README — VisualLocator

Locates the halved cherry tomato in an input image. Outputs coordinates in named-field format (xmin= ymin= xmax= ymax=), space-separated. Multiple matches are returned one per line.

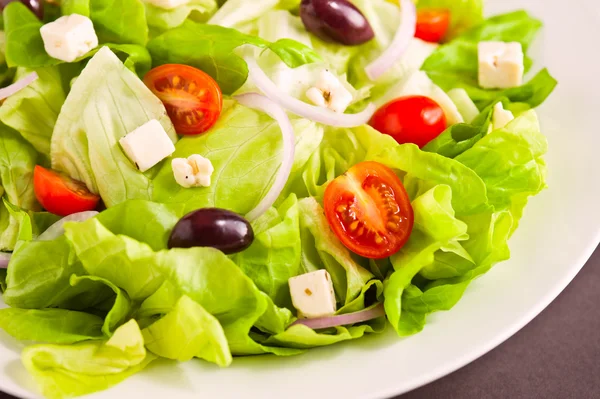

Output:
xmin=33 ymin=166 xmax=100 ymax=217
xmin=369 ymin=95 xmax=447 ymax=148
xmin=415 ymin=9 xmax=450 ymax=43
xmin=324 ymin=161 xmax=414 ymax=259
xmin=144 ymin=64 xmax=223 ymax=135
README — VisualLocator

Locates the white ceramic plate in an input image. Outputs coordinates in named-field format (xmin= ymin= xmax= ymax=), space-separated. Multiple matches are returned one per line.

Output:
xmin=2 ymin=0 xmax=600 ymax=398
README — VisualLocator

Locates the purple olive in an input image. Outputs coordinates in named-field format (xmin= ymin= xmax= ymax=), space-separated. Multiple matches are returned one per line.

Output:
xmin=168 ymin=208 xmax=254 ymax=255
xmin=0 ymin=0 xmax=43 ymax=19
xmin=300 ymin=0 xmax=375 ymax=46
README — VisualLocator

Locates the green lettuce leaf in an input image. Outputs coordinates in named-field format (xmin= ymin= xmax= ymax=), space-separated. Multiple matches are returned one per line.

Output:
xmin=207 ymin=0 xmax=299 ymax=32
xmin=0 ymin=66 xmax=66 ymax=157
xmin=51 ymin=47 xmax=177 ymax=208
xmin=22 ymin=319 xmax=155 ymax=399
xmin=0 ymin=308 xmax=104 ymax=344
xmin=297 ymin=197 xmax=374 ymax=305
xmin=4 ymin=1 xmax=150 ymax=71
xmin=3 ymin=2 xmax=60 ymax=68
xmin=233 ymin=194 xmax=303 ymax=309
xmin=0 ymin=124 xmax=40 ymax=250
xmin=383 ymin=185 xmax=470 ymax=334
xmin=142 ymin=295 xmax=232 ymax=366
xmin=147 ymin=22 xmax=321 ymax=94
xmin=422 ymin=98 xmax=499 ymax=158
xmin=153 ymin=103 xmax=321 ymax=216
xmin=70 ymin=275 xmax=132 ymax=336
xmin=2 ymin=236 xmax=112 ymax=310
xmin=145 ymin=0 xmax=218 ymax=32
xmin=421 ymin=11 xmax=557 ymax=109
xmin=456 ymin=110 xmax=547 ymax=218
xmin=61 ymin=0 xmax=148 ymax=45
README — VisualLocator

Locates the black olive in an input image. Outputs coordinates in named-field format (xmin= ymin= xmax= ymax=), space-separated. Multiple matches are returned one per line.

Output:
xmin=168 ymin=208 xmax=254 ymax=255
xmin=300 ymin=0 xmax=375 ymax=46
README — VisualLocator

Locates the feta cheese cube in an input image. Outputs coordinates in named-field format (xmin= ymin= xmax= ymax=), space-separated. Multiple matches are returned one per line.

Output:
xmin=478 ymin=41 xmax=524 ymax=89
xmin=289 ymin=270 xmax=337 ymax=319
xmin=172 ymin=154 xmax=214 ymax=188
xmin=143 ymin=0 xmax=191 ymax=10
xmin=40 ymin=14 xmax=98 ymax=63
xmin=306 ymin=69 xmax=353 ymax=113
xmin=491 ymin=102 xmax=515 ymax=130
xmin=119 ymin=120 xmax=175 ymax=172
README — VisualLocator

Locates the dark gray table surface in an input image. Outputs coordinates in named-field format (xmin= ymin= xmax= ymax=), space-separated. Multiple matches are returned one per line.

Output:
xmin=1 ymin=245 xmax=599 ymax=399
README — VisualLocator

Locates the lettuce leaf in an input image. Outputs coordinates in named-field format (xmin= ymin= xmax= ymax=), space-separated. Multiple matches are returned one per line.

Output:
xmin=153 ymin=103 xmax=322 ymax=215
xmin=145 ymin=0 xmax=218 ymax=32
xmin=147 ymin=22 xmax=321 ymax=94
xmin=0 ymin=66 xmax=66 ymax=157
xmin=22 ymin=320 xmax=155 ymax=399
xmin=421 ymin=11 xmax=557 ymax=109
xmin=141 ymin=295 xmax=231 ymax=366
xmin=4 ymin=1 xmax=150 ymax=72
xmin=0 ymin=308 xmax=104 ymax=344
xmin=233 ymin=194 xmax=303 ymax=309
xmin=51 ymin=47 xmax=177 ymax=207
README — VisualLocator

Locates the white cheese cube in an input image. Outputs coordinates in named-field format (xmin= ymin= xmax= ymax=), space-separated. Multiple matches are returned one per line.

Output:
xmin=40 ymin=14 xmax=98 ymax=63
xmin=119 ymin=120 xmax=175 ymax=172
xmin=491 ymin=102 xmax=515 ymax=130
xmin=172 ymin=154 xmax=214 ymax=188
xmin=478 ymin=41 xmax=524 ymax=89
xmin=289 ymin=270 xmax=337 ymax=319
xmin=143 ymin=0 xmax=191 ymax=10
xmin=306 ymin=69 xmax=354 ymax=113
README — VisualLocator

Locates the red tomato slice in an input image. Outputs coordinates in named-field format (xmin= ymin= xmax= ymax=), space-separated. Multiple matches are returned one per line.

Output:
xmin=415 ymin=9 xmax=451 ymax=43
xmin=369 ymin=95 xmax=447 ymax=148
xmin=144 ymin=64 xmax=223 ymax=135
xmin=33 ymin=166 xmax=100 ymax=217
xmin=323 ymin=161 xmax=414 ymax=259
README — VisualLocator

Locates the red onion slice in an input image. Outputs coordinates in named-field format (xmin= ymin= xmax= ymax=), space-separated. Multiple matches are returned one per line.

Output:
xmin=291 ymin=303 xmax=385 ymax=330
xmin=37 ymin=211 xmax=99 ymax=241
xmin=0 ymin=72 xmax=39 ymax=102
xmin=244 ymin=56 xmax=376 ymax=128
xmin=234 ymin=93 xmax=296 ymax=222
xmin=0 ymin=253 xmax=10 ymax=269
xmin=365 ymin=0 xmax=417 ymax=81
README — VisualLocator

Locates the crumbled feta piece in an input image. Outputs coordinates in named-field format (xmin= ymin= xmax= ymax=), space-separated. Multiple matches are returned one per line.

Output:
xmin=119 ymin=120 xmax=175 ymax=172
xmin=289 ymin=270 xmax=337 ymax=319
xmin=492 ymin=102 xmax=515 ymax=130
xmin=306 ymin=69 xmax=353 ymax=113
xmin=40 ymin=14 xmax=98 ymax=63
xmin=143 ymin=0 xmax=191 ymax=10
xmin=172 ymin=154 xmax=214 ymax=188
xmin=478 ymin=41 xmax=524 ymax=89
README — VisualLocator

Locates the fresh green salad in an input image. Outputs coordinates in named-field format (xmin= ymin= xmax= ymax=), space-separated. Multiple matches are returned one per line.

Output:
xmin=0 ymin=0 xmax=556 ymax=398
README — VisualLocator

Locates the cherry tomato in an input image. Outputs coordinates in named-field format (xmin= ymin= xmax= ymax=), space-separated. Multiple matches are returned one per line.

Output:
xmin=369 ymin=95 xmax=447 ymax=148
xmin=144 ymin=64 xmax=223 ymax=136
xmin=324 ymin=161 xmax=414 ymax=259
xmin=415 ymin=9 xmax=450 ymax=43
xmin=33 ymin=166 xmax=100 ymax=217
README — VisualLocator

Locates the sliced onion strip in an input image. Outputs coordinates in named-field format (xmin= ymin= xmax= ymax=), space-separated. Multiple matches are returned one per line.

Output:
xmin=37 ymin=211 xmax=99 ymax=242
xmin=244 ymin=56 xmax=376 ymax=128
xmin=365 ymin=0 xmax=417 ymax=81
xmin=291 ymin=303 xmax=386 ymax=330
xmin=0 ymin=252 xmax=10 ymax=269
xmin=0 ymin=72 xmax=39 ymax=102
xmin=234 ymin=93 xmax=295 ymax=222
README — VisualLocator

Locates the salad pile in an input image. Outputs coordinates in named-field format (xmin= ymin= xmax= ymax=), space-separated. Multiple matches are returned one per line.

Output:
xmin=0 ymin=0 xmax=556 ymax=398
